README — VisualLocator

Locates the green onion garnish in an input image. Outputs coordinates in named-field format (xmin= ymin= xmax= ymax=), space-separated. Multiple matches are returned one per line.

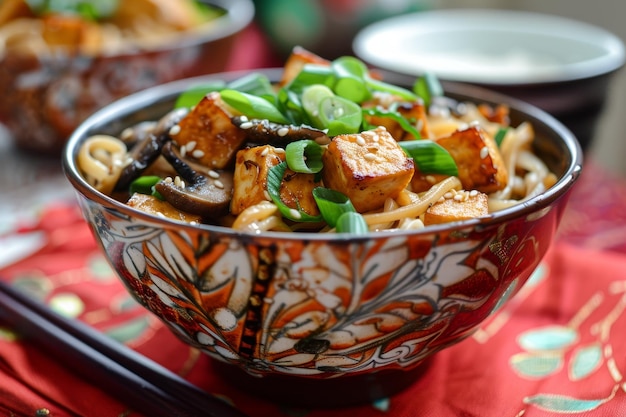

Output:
xmin=331 ymin=56 xmax=371 ymax=103
xmin=312 ymin=187 xmax=357 ymax=228
xmin=318 ymin=96 xmax=362 ymax=136
xmin=362 ymin=108 xmax=422 ymax=139
xmin=301 ymin=84 xmax=335 ymax=129
xmin=285 ymin=140 xmax=324 ymax=174
xmin=365 ymin=77 xmax=418 ymax=101
xmin=267 ymin=162 xmax=323 ymax=223
xmin=26 ymin=0 xmax=119 ymax=20
xmin=399 ymin=140 xmax=458 ymax=176
xmin=335 ymin=212 xmax=369 ymax=234
xmin=220 ymin=89 xmax=290 ymax=124
xmin=129 ymin=176 xmax=163 ymax=200
xmin=174 ymin=81 xmax=226 ymax=109
xmin=226 ymin=73 xmax=274 ymax=96
xmin=495 ymin=127 xmax=509 ymax=147
xmin=413 ymin=72 xmax=443 ymax=107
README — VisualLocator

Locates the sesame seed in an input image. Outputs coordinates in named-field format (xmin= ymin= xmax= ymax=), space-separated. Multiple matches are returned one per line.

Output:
xmin=277 ymin=127 xmax=289 ymax=137
xmin=239 ymin=115 xmax=248 ymax=122
xmin=425 ymin=175 xmax=436 ymax=184
xmin=174 ymin=176 xmax=185 ymax=188
xmin=164 ymin=177 xmax=173 ymax=183
xmin=192 ymin=149 xmax=205 ymax=159
xmin=239 ymin=121 xmax=253 ymax=129
xmin=289 ymin=208 xmax=302 ymax=219
xmin=208 ymin=170 xmax=220 ymax=179
xmin=120 ymin=128 xmax=133 ymax=141
xmin=156 ymin=212 xmax=165 ymax=218
xmin=469 ymin=120 xmax=480 ymax=127
xmin=214 ymin=180 xmax=224 ymax=189
xmin=469 ymin=190 xmax=479 ymax=197
xmin=185 ymin=141 xmax=196 ymax=151
xmin=364 ymin=153 xmax=377 ymax=161
xmin=356 ymin=137 xmax=366 ymax=146
xmin=169 ymin=124 xmax=181 ymax=136
xmin=274 ymin=148 xmax=285 ymax=154
xmin=260 ymin=147 xmax=269 ymax=156
xmin=444 ymin=192 xmax=454 ymax=199
xmin=180 ymin=146 xmax=187 ymax=157
xmin=480 ymin=146 xmax=489 ymax=159
xmin=454 ymin=194 xmax=463 ymax=201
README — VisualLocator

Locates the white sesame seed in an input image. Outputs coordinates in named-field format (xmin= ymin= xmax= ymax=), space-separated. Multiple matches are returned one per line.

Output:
xmin=277 ymin=127 xmax=289 ymax=137
xmin=192 ymin=149 xmax=205 ymax=159
xmin=469 ymin=120 xmax=480 ymax=127
xmin=454 ymin=194 xmax=463 ymax=201
xmin=180 ymin=146 xmax=187 ymax=157
xmin=480 ymin=146 xmax=489 ymax=159
xmin=261 ymin=147 xmax=269 ymax=156
xmin=185 ymin=141 xmax=197 ymax=152
xmin=444 ymin=192 xmax=454 ymax=199
xmin=239 ymin=121 xmax=253 ymax=129
xmin=469 ymin=190 xmax=479 ymax=197
xmin=239 ymin=115 xmax=248 ymax=122
xmin=164 ymin=177 xmax=173 ymax=183
xmin=169 ymin=124 xmax=181 ymax=136
xmin=364 ymin=153 xmax=377 ymax=161
xmin=208 ymin=170 xmax=220 ymax=179
xmin=156 ymin=212 xmax=165 ymax=218
xmin=214 ymin=180 xmax=224 ymax=189
xmin=274 ymin=148 xmax=285 ymax=154
xmin=356 ymin=137 xmax=366 ymax=146
xmin=289 ymin=208 xmax=302 ymax=219
xmin=425 ymin=175 xmax=436 ymax=184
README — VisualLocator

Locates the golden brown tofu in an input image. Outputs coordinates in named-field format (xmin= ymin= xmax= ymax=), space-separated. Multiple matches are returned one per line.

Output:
xmin=363 ymin=94 xmax=430 ymax=140
xmin=279 ymin=46 xmax=330 ymax=87
xmin=230 ymin=145 xmax=284 ymax=215
xmin=435 ymin=125 xmax=508 ymax=194
xmin=127 ymin=193 xmax=202 ymax=223
xmin=279 ymin=169 xmax=322 ymax=217
xmin=171 ymin=91 xmax=247 ymax=170
xmin=424 ymin=190 xmax=489 ymax=225
xmin=321 ymin=126 xmax=415 ymax=213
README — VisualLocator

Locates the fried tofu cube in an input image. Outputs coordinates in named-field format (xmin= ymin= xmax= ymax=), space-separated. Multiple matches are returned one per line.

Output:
xmin=231 ymin=145 xmax=321 ymax=216
xmin=435 ymin=125 xmax=508 ymax=194
xmin=279 ymin=46 xmax=330 ymax=87
xmin=127 ymin=193 xmax=202 ymax=223
xmin=424 ymin=190 xmax=489 ymax=225
xmin=321 ymin=127 xmax=415 ymax=213
xmin=171 ymin=92 xmax=247 ymax=170
xmin=231 ymin=145 xmax=283 ymax=215
xmin=363 ymin=93 xmax=430 ymax=140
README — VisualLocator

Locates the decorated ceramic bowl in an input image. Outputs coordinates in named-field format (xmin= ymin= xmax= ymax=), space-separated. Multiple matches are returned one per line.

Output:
xmin=63 ymin=68 xmax=582 ymax=407
xmin=0 ymin=0 xmax=254 ymax=155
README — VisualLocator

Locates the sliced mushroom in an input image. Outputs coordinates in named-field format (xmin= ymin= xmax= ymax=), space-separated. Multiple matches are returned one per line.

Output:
xmin=232 ymin=116 xmax=330 ymax=146
xmin=114 ymin=107 xmax=189 ymax=192
xmin=155 ymin=141 xmax=233 ymax=219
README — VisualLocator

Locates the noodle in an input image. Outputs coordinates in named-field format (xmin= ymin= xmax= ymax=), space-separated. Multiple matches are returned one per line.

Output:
xmin=78 ymin=135 xmax=128 ymax=195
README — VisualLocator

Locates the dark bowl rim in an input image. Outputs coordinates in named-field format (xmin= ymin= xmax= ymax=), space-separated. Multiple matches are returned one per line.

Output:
xmin=63 ymin=68 xmax=583 ymax=242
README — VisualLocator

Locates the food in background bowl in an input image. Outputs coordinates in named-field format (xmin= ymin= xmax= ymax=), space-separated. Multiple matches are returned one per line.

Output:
xmin=63 ymin=48 xmax=582 ymax=407
xmin=0 ymin=0 xmax=254 ymax=154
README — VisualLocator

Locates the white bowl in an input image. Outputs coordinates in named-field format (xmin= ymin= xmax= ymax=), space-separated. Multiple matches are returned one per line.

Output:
xmin=353 ymin=8 xmax=625 ymax=85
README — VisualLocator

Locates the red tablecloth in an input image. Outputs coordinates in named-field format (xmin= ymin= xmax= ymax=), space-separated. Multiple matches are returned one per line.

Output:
xmin=3 ymin=26 xmax=626 ymax=417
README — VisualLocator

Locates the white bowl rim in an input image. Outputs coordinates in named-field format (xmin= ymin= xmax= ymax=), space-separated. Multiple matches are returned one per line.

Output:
xmin=353 ymin=8 xmax=626 ymax=85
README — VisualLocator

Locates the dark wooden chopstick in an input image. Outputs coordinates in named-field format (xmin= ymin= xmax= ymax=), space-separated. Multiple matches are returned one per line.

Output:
xmin=0 ymin=280 xmax=249 ymax=417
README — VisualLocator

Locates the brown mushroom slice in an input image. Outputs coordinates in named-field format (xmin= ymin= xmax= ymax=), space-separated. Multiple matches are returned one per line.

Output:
xmin=114 ymin=107 xmax=189 ymax=192
xmin=232 ymin=116 xmax=330 ymax=146
xmin=155 ymin=173 xmax=233 ymax=219
xmin=156 ymin=141 xmax=233 ymax=219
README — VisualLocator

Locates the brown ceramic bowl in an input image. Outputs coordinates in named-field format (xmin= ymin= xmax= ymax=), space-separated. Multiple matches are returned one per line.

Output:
xmin=0 ymin=0 xmax=254 ymax=155
xmin=63 ymin=69 xmax=582 ymax=407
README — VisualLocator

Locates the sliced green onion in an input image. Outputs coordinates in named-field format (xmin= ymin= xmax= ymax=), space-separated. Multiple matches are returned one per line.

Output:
xmin=331 ymin=56 xmax=371 ymax=103
xmin=495 ymin=127 xmax=508 ymax=147
xmin=312 ymin=187 xmax=357 ymax=228
xmin=285 ymin=140 xmax=324 ymax=174
xmin=129 ymin=176 xmax=163 ymax=200
xmin=26 ymin=0 xmax=119 ymax=20
xmin=220 ymin=89 xmax=289 ymax=124
xmin=277 ymin=87 xmax=306 ymax=125
xmin=318 ymin=96 xmax=362 ymax=136
xmin=267 ymin=162 xmax=323 ymax=222
xmin=301 ymin=84 xmax=335 ymax=129
xmin=399 ymin=140 xmax=458 ymax=176
xmin=227 ymin=73 xmax=275 ymax=96
xmin=335 ymin=212 xmax=369 ymax=234
xmin=362 ymin=108 xmax=422 ymax=139
xmin=365 ymin=77 xmax=418 ymax=101
xmin=413 ymin=72 xmax=443 ymax=107
xmin=174 ymin=81 xmax=226 ymax=109
xmin=287 ymin=64 xmax=335 ymax=93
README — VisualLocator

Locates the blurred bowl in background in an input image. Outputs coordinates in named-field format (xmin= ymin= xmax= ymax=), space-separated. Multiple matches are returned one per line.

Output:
xmin=0 ymin=0 xmax=254 ymax=155
xmin=353 ymin=8 xmax=626 ymax=151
